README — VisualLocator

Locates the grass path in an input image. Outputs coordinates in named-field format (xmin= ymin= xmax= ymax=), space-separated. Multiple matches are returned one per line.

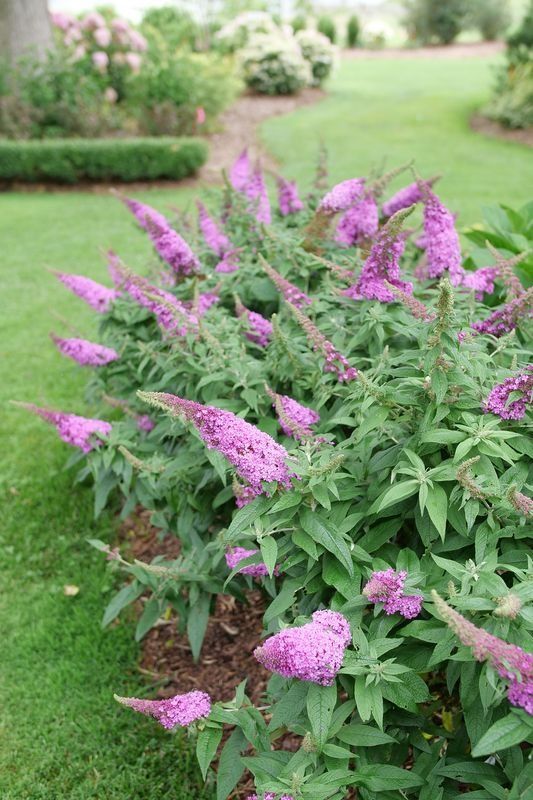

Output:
xmin=0 ymin=53 xmax=530 ymax=798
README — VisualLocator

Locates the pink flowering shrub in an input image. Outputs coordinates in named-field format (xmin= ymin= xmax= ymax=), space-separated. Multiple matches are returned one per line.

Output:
xmin=20 ymin=151 xmax=533 ymax=798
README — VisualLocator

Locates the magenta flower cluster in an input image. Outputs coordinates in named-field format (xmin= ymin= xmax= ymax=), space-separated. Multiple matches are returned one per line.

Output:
xmin=319 ymin=178 xmax=365 ymax=214
xmin=277 ymin=177 xmax=304 ymax=216
xmin=225 ymin=547 xmax=279 ymax=577
xmin=363 ymin=569 xmax=423 ymax=619
xmin=423 ymin=191 xmax=463 ymax=285
xmin=335 ymin=194 xmax=379 ymax=247
xmin=254 ymin=610 xmax=351 ymax=686
xmin=433 ymin=592 xmax=533 ymax=715
xmin=229 ymin=148 xmax=251 ymax=192
xmin=197 ymin=201 xmax=232 ymax=258
xmin=146 ymin=218 xmax=200 ymax=277
xmin=290 ymin=304 xmax=357 ymax=382
xmin=55 ymin=272 xmax=118 ymax=313
xmin=121 ymin=196 xmax=170 ymax=233
xmin=235 ymin=298 xmax=273 ymax=347
xmin=472 ymin=291 xmax=533 ymax=337
xmin=262 ymin=261 xmax=311 ymax=309
xmin=115 ymin=690 xmax=211 ymax=729
xmin=269 ymin=390 xmax=320 ymax=440
xmin=245 ymin=167 xmax=272 ymax=225
xmin=484 ymin=367 xmax=533 ymax=420
xmin=344 ymin=222 xmax=412 ymax=303
xmin=462 ymin=267 xmax=498 ymax=299
xmin=139 ymin=393 xmax=293 ymax=502
xmin=22 ymin=403 xmax=111 ymax=453
xmin=382 ymin=180 xmax=430 ymax=217
xmin=52 ymin=335 xmax=119 ymax=367
xmin=247 ymin=794 xmax=294 ymax=800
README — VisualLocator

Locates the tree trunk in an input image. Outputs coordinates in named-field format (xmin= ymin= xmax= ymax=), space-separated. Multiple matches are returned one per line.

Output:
xmin=0 ymin=0 xmax=53 ymax=63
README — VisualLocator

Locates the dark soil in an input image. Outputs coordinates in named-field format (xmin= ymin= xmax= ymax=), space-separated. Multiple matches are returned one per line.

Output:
xmin=470 ymin=112 xmax=533 ymax=148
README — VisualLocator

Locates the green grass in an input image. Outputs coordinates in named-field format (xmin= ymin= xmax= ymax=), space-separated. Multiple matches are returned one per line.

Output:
xmin=261 ymin=56 xmax=533 ymax=225
xmin=1 ymin=52 xmax=531 ymax=798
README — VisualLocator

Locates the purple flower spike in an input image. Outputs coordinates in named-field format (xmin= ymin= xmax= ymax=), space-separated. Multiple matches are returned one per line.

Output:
xmin=55 ymin=272 xmax=118 ymax=313
xmin=335 ymin=194 xmax=379 ymax=247
xmin=225 ymin=546 xmax=280 ymax=577
xmin=230 ymin=148 xmax=250 ymax=192
xmin=462 ymin=267 xmax=498 ymax=299
xmin=382 ymin=178 xmax=437 ymax=217
xmin=261 ymin=258 xmax=311 ymax=308
xmin=120 ymin=195 xmax=170 ymax=232
xmin=145 ymin=218 xmax=200 ymax=277
xmin=138 ymin=392 xmax=292 ymax=502
xmin=266 ymin=386 xmax=319 ymax=440
xmin=484 ymin=367 xmax=533 ymax=420
xmin=136 ymin=414 xmax=155 ymax=432
xmin=471 ymin=289 xmax=533 ymax=337
xmin=247 ymin=795 xmax=294 ymax=800
xmin=215 ymin=250 xmax=240 ymax=273
xmin=277 ymin=177 xmax=304 ymax=216
xmin=319 ymin=178 xmax=366 ymax=214
xmin=254 ymin=609 xmax=350 ymax=685
xmin=197 ymin=201 xmax=232 ymax=258
xmin=289 ymin=302 xmax=357 ymax=383
xmin=51 ymin=335 xmax=119 ymax=367
xmin=114 ymin=690 xmax=211 ymax=729
xmin=235 ymin=297 xmax=272 ymax=347
xmin=19 ymin=403 xmax=111 ymax=453
xmin=363 ymin=568 xmax=423 ymax=619
xmin=423 ymin=191 xmax=463 ymax=285
xmin=246 ymin=166 xmax=271 ymax=225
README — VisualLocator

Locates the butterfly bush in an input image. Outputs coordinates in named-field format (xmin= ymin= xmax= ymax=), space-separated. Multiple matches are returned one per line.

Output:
xmin=24 ymin=153 xmax=533 ymax=800
xmin=277 ymin=176 xmax=304 ymax=216
xmin=51 ymin=335 xmax=119 ymax=367
xmin=55 ymin=272 xmax=118 ymax=312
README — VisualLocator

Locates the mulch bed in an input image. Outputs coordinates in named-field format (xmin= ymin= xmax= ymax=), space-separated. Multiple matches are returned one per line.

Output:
xmin=470 ymin=113 xmax=532 ymax=148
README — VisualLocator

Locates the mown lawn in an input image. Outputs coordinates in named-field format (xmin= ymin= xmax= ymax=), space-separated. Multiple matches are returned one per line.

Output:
xmin=262 ymin=56 xmax=533 ymax=225
xmin=0 ymin=53 xmax=530 ymax=798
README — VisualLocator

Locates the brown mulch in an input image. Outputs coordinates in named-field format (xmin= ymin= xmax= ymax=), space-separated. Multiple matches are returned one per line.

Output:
xmin=470 ymin=112 xmax=533 ymax=148
xmin=343 ymin=41 xmax=505 ymax=59
xmin=2 ymin=88 xmax=324 ymax=194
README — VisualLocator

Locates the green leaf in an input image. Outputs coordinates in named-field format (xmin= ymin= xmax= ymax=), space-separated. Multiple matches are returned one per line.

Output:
xmin=472 ymin=712 xmax=533 ymax=758
xmin=187 ymin=592 xmax=210 ymax=662
xmin=102 ymin=582 xmax=143 ymax=628
xmin=425 ymin=484 xmax=448 ymax=541
xmin=196 ymin=725 xmax=223 ymax=780
xmin=300 ymin=508 xmax=353 ymax=576
xmin=356 ymin=764 xmax=425 ymax=791
xmin=369 ymin=480 xmax=419 ymax=514
xmin=259 ymin=536 xmax=278 ymax=578
xmin=216 ymin=727 xmax=247 ymax=800
xmin=307 ymin=683 xmax=337 ymax=749
xmin=337 ymin=723 xmax=397 ymax=747
xmin=135 ymin=596 xmax=162 ymax=641
xmin=226 ymin=496 xmax=271 ymax=540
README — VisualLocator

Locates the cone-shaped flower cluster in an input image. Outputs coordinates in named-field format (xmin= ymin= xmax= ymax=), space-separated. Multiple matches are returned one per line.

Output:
xmin=114 ymin=690 xmax=211 ymax=729
xmin=247 ymin=794 xmax=294 ymax=800
xmin=136 ymin=414 xmax=155 ymax=432
xmin=382 ymin=178 xmax=437 ymax=217
xmin=20 ymin=403 xmax=111 ymax=453
xmin=363 ymin=569 xmax=423 ymax=619
xmin=254 ymin=609 xmax=351 ymax=685
xmin=344 ymin=208 xmax=413 ymax=302
xmin=55 ymin=272 xmax=118 ymax=313
xmin=335 ymin=194 xmax=379 ymax=247
xmin=432 ymin=591 xmax=533 ymax=715
xmin=245 ymin=166 xmax=272 ymax=225
xmin=51 ymin=335 xmax=119 ymax=367
xmin=462 ymin=267 xmax=498 ymax=299
xmin=484 ymin=367 xmax=533 ymax=420
xmin=146 ymin=217 xmax=200 ymax=276
xmin=235 ymin=297 xmax=272 ymax=347
xmin=423 ymin=191 xmax=463 ymax=285
xmin=319 ymin=178 xmax=365 ymax=214
xmin=138 ymin=392 xmax=293 ymax=501
xmin=266 ymin=386 xmax=319 ymax=440
xmin=120 ymin=195 xmax=170 ymax=232
xmin=185 ymin=292 xmax=219 ymax=318
xmin=277 ymin=177 xmax=304 ymax=216
xmin=289 ymin=302 xmax=357 ymax=382
xmin=197 ymin=201 xmax=232 ymax=258
xmin=225 ymin=546 xmax=279 ymax=577
xmin=230 ymin=148 xmax=250 ymax=192
xmin=472 ymin=289 xmax=533 ymax=337
xmin=261 ymin=258 xmax=311 ymax=309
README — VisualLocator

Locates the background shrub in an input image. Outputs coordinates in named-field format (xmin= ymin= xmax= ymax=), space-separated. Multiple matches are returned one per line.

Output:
xmin=403 ymin=0 xmax=467 ymax=45
xmin=467 ymin=0 xmax=511 ymax=41
xmin=346 ymin=14 xmax=361 ymax=48
xmin=291 ymin=14 xmax=307 ymax=34
xmin=0 ymin=137 xmax=207 ymax=183
xmin=239 ymin=32 xmax=310 ymax=95
xmin=507 ymin=0 xmax=533 ymax=49
xmin=295 ymin=28 xmax=336 ymax=86
xmin=140 ymin=6 xmax=199 ymax=51
xmin=317 ymin=14 xmax=337 ymax=44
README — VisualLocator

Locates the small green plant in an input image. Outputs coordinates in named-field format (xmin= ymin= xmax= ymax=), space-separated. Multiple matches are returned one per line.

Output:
xmin=317 ymin=15 xmax=337 ymax=44
xmin=346 ymin=14 xmax=361 ymax=48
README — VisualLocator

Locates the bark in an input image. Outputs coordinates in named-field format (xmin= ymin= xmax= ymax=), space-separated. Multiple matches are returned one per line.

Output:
xmin=0 ymin=0 xmax=53 ymax=63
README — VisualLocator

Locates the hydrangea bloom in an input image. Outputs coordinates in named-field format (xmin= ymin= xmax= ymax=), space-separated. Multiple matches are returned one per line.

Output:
xmin=382 ymin=178 xmax=437 ymax=217
xmin=55 ymin=272 xmax=118 ymax=313
xmin=266 ymin=386 xmax=319 ymax=440
xmin=432 ymin=591 xmax=533 ymax=715
xmin=230 ymin=148 xmax=251 ymax=192
xmin=246 ymin=166 xmax=271 ymax=225
xmin=363 ymin=569 xmax=423 ymax=619
xmin=51 ymin=335 xmax=119 ymax=367
xmin=335 ymin=194 xmax=379 ymax=247
xmin=225 ymin=547 xmax=279 ymax=576
xmin=138 ymin=392 xmax=293 ymax=500
xmin=114 ymin=690 xmax=211 ymax=729
xmin=277 ymin=177 xmax=304 ymax=216
xmin=197 ymin=201 xmax=231 ymax=257
xmin=471 ymin=289 xmax=533 ymax=337
xmin=462 ymin=267 xmax=498 ymax=299
xmin=484 ymin=367 xmax=533 ymax=421
xmin=146 ymin=218 xmax=200 ymax=276
xmin=423 ymin=191 xmax=463 ymax=285
xmin=120 ymin=195 xmax=170 ymax=232
xmin=235 ymin=297 xmax=272 ymax=347
xmin=261 ymin=259 xmax=311 ymax=308
xmin=289 ymin=303 xmax=357 ymax=382
xmin=319 ymin=178 xmax=365 ymax=214
xmin=20 ymin=403 xmax=111 ymax=453
xmin=254 ymin=610 xmax=351 ymax=685
xmin=343 ymin=212 xmax=412 ymax=302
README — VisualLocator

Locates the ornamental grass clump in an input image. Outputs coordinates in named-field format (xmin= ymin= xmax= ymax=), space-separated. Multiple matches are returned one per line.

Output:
xmin=20 ymin=152 xmax=533 ymax=800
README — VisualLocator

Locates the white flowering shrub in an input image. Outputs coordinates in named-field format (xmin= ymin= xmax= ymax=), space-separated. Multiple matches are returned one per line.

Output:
xmin=215 ymin=11 xmax=279 ymax=53
xmin=239 ymin=33 xmax=311 ymax=95
xmin=19 ymin=151 xmax=533 ymax=799
xmin=296 ymin=29 xmax=336 ymax=86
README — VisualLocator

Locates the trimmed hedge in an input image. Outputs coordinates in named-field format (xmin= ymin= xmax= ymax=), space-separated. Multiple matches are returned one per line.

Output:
xmin=0 ymin=137 xmax=208 ymax=184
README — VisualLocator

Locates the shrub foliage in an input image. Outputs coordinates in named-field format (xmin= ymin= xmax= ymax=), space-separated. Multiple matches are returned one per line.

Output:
xmin=20 ymin=153 xmax=533 ymax=799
